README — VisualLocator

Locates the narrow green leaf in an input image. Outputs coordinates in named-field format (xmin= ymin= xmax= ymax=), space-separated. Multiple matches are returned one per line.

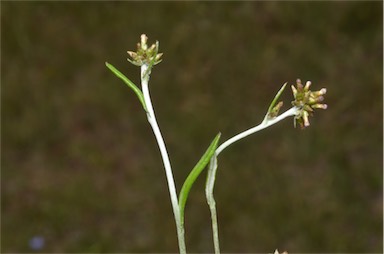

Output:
xmin=105 ymin=62 xmax=147 ymax=111
xmin=267 ymin=82 xmax=287 ymax=114
xmin=179 ymin=133 xmax=221 ymax=222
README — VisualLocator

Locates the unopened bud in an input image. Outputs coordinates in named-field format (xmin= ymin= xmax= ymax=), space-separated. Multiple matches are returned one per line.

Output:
xmin=296 ymin=79 xmax=303 ymax=90
xmin=155 ymin=53 xmax=163 ymax=61
xmin=127 ymin=51 xmax=137 ymax=58
xmin=309 ymin=95 xmax=324 ymax=104
xmin=312 ymin=88 xmax=327 ymax=96
xmin=303 ymin=111 xmax=310 ymax=127
xmin=312 ymin=103 xmax=328 ymax=109
xmin=304 ymin=81 xmax=311 ymax=91
xmin=140 ymin=34 xmax=148 ymax=50
xmin=149 ymin=43 xmax=156 ymax=51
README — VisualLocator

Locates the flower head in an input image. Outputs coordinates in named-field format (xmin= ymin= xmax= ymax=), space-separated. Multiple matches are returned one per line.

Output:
xmin=291 ymin=79 xmax=327 ymax=129
xmin=127 ymin=34 xmax=163 ymax=66
xmin=273 ymin=249 xmax=288 ymax=254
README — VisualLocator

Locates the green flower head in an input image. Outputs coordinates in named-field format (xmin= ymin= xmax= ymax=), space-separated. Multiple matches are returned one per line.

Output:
xmin=291 ymin=79 xmax=327 ymax=129
xmin=127 ymin=34 xmax=163 ymax=66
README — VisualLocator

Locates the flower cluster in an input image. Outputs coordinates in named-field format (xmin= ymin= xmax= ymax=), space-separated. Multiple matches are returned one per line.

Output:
xmin=273 ymin=249 xmax=288 ymax=254
xmin=127 ymin=34 xmax=163 ymax=66
xmin=291 ymin=79 xmax=327 ymax=129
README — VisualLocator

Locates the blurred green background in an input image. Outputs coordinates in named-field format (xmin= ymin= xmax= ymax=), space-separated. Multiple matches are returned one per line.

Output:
xmin=2 ymin=2 xmax=382 ymax=253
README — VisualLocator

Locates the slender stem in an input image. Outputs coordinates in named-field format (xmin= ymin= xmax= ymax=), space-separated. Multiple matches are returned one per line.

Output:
xmin=206 ymin=156 xmax=220 ymax=254
xmin=141 ymin=65 xmax=186 ymax=254
xmin=216 ymin=107 xmax=298 ymax=155
xmin=206 ymin=106 xmax=299 ymax=254
xmin=209 ymin=197 xmax=220 ymax=253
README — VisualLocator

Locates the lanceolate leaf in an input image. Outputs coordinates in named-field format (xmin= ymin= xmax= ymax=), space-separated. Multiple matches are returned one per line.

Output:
xmin=267 ymin=82 xmax=287 ymax=115
xmin=105 ymin=62 xmax=147 ymax=111
xmin=179 ymin=133 xmax=221 ymax=222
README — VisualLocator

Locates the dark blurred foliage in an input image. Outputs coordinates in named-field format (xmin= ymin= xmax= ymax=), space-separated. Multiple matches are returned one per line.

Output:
xmin=1 ymin=2 xmax=382 ymax=253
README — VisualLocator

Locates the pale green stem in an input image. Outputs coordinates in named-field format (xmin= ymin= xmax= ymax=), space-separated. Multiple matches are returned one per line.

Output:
xmin=206 ymin=106 xmax=299 ymax=254
xmin=141 ymin=64 xmax=186 ymax=254
xmin=206 ymin=155 xmax=220 ymax=254
xmin=216 ymin=107 xmax=299 ymax=155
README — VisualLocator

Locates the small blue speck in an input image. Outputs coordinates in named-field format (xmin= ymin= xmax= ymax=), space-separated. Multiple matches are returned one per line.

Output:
xmin=29 ymin=236 xmax=45 ymax=250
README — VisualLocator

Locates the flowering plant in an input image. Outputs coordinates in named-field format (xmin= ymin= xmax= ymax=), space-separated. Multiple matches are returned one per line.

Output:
xmin=106 ymin=34 xmax=327 ymax=254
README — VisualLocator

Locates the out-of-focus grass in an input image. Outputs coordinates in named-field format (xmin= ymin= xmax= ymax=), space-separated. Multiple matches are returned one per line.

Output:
xmin=2 ymin=2 xmax=382 ymax=253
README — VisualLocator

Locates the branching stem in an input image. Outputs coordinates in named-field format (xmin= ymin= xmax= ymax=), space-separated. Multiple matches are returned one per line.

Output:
xmin=216 ymin=107 xmax=298 ymax=156
xmin=206 ymin=106 xmax=299 ymax=254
